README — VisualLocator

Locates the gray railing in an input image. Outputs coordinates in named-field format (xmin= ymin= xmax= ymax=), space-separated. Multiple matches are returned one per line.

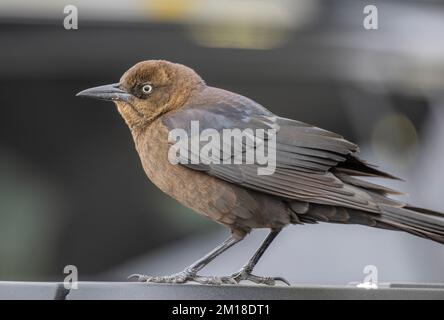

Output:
xmin=0 ymin=282 xmax=444 ymax=300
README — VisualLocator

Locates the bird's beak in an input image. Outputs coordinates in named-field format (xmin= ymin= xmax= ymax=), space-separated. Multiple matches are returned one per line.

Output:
xmin=76 ymin=83 xmax=131 ymax=102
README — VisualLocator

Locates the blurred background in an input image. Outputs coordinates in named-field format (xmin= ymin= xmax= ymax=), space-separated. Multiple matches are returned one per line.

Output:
xmin=1 ymin=0 xmax=444 ymax=285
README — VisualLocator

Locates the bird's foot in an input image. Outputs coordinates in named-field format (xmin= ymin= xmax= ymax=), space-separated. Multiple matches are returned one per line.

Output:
xmin=128 ymin=269 xmax=234 ymax=285
xmin=218 ymin=268 xmax=290 ymax=286
xmin=128 ymin=268 xmax=290 ymax=286
xmin=128 ymin=269 xmax=197 ymax=284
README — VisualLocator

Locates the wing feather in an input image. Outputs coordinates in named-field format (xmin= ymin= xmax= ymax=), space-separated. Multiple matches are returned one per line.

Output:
xmin=162 ymin=86 xmax=401 ymax=213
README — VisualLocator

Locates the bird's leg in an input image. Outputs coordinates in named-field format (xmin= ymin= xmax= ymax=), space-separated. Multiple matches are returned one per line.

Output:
xmin=129 ymin=235 xmax=241 ymax=284
xmin=219 ymin=229 xmax=290 ymax=286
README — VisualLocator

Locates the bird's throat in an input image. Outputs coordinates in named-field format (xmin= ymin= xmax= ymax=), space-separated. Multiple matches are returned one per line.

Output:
xmin=115 ymin=102 xmax=148 ymax=133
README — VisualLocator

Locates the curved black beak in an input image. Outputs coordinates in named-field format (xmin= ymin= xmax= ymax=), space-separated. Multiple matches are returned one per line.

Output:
xmin=76 ymin=83 xmax=131 ymax=102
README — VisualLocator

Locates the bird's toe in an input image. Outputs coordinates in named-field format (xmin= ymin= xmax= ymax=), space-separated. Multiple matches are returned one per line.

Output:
xmin=221 ymin=269 xmax=290 ymax=286
xmin=247 ymin=274 xmax=290 ymax=286
xmin=192 ymin=275 xmax=224 ymax=285
xmin=128 ymin=273 xmax=151 ymax=282
xmin=128 ymin=271 xmax=190 ymax=284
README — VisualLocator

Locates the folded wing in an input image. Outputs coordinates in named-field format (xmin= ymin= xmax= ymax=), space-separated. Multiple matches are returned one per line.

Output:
xmin=162 ymin=86 xmax=402 ymax=213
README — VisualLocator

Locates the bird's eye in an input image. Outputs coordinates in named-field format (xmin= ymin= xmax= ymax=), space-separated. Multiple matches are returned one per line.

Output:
xmin=142 ymin=84 xmax=153 ymax=94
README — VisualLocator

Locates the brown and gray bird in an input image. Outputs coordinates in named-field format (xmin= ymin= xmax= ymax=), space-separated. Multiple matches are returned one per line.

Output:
xmin=77 ymin=60 xmax=444 ymax=285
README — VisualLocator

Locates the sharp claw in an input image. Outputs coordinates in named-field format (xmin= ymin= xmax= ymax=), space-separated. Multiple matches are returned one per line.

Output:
xmin=275 ymin=276 xmax=291 ymax=286
xmin=257 ymin=276 xmax=290 ymax=286
xmin=221 ymin=270 xmax=290 ymax=286
xmin=250 ymin=275 xmax=275 ymax=286
xmin=223 ymin=277 xmax=238 ymax=284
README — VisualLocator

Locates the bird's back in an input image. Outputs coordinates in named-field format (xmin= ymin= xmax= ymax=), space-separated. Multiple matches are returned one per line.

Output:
xmin=156 ymin=85 xmax=444 ymax=243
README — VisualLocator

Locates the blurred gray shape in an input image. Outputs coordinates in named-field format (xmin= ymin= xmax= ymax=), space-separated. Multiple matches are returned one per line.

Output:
xmin=0 ymin=281 xmax=66 ymax=300
xmin=411 ymin=101 xmax=444 ymax=213
xmin=2 ymin=0 xmax=444 ymax=92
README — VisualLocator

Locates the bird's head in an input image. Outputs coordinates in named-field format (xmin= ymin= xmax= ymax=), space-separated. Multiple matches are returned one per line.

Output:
xmin=77 ymin=60 xmax=205 ymax=131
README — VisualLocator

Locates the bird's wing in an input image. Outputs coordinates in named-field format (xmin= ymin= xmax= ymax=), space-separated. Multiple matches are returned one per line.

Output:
xmin=162 ymin=87 xmax=401 ymax=213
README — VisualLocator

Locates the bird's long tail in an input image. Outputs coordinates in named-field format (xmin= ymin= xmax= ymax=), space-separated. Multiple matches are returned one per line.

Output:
xmin=376 ymin=205 xmax=444 ymax=244
xmin=293 ymin=202 xmax=444 ymax=244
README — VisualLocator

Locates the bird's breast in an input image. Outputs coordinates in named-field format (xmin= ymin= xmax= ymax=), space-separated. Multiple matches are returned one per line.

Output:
xmin=133 ymin=120 xmax=243 ymax=225
xmin=132 ymin=118 xmax=292 ymax=237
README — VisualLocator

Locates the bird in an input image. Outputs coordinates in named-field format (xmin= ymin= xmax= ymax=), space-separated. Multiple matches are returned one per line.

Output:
xmin=77 ymin=60 xmax=444 ymax=286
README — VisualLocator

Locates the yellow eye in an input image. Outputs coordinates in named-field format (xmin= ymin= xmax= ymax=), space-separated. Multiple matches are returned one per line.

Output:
xmin=142 ymin=84 xmax=153 ymax=94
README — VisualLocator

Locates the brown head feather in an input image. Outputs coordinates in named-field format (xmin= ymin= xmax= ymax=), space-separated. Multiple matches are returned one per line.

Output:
xmin=115 ymin=60 xmax=205 ymax=132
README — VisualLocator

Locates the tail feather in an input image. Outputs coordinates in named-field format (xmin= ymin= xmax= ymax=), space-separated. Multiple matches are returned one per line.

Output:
xmin=292 ymin=201 xmax=444 ymax=244
xmin=377 ymin=205 xmax=444 ymax=244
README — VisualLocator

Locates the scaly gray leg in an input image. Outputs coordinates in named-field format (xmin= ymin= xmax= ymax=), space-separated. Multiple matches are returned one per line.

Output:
xmin=129 ymin=235 xmax=241 ymax=284
xmin=220 ymin=229 xmax=290 ymax=285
